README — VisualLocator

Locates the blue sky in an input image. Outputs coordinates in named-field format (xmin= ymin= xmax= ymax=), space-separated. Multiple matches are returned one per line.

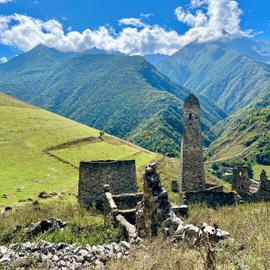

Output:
xmin=0 ymin=0 xmax=269 ymax=61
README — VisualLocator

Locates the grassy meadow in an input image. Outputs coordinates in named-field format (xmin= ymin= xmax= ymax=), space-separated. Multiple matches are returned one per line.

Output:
xmin=0 ymin=92 xmax=157 ymax=206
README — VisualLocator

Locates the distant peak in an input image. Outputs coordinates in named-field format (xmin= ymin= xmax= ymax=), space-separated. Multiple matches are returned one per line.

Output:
xmin=33 ymin=44 xmax=51 ymax=50
xmin=184 ymin=94 xmax=200 ymax=108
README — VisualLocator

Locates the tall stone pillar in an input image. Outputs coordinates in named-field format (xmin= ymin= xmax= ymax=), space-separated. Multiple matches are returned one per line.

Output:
xmin=179 ymin=94 xmax=205 ymax=192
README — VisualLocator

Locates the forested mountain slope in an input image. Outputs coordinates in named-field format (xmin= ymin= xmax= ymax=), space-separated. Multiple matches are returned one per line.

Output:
xmin=0 ymin=45 xmax=225 ymax=154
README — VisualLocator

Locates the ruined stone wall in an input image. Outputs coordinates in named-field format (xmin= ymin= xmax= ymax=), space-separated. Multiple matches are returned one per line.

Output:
xmin=182 ymin=189 xmax=238 ymax=208
xmin=179 ymin=94 xmax=205 ymax=192
xmin=78 ymin=160 xmax=137 ymax=208
xmin=255 ymin=170 xmax=270 ymax=201
xmin=232 ymin=167 xmax=250 ymax=194
xmin=112 ymin=193 xmax=143 ymax=210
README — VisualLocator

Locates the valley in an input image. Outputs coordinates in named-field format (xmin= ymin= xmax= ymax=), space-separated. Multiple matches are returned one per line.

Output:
xmin=0 ymin=45 xmax=225 ymax=155
xmin=1 ymin=1 xmax=270 ymax=269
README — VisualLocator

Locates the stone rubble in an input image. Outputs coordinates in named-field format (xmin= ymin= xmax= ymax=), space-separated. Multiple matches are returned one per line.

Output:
xmin=27 ymin=217 xmax=68 ymax=237
xmin=0 ymin=240 xmax=135 ymax=269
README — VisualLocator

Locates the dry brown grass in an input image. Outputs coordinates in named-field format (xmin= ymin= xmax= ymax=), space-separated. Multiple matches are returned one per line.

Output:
xmin=108 ymin=202 xmax=270 ymax=270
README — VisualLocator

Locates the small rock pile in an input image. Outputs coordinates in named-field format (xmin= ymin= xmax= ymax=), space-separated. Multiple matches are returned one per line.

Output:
xmin=0 ymin=240 xmax=134 ymax=269
xmin=27 ymin=217 xmax=67 ymax=236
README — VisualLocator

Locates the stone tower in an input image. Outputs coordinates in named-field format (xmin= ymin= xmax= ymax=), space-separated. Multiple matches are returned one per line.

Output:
xmin=179 ymin=94 xmax=205 ymax=192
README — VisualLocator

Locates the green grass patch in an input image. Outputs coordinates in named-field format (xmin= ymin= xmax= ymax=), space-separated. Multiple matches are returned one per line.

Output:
xmin=253 ymin=163 xmax=270 ymax=179
xmin=0 ymin=199 xmax=123 ymax=246
xmin=0 ymin=99 xmax=157 ymax=206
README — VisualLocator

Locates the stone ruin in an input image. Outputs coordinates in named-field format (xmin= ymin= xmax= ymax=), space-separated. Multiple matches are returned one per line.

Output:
xmin=78 ymin=160 xmax=137 ymax=208
xmin=104 ymin=163 xmax=229 ymax=244
xmin=232 ymin=167 xmax=270 ymax=202
xmin=179 ymin=94 xmax=205 ymax=192
xmin=178 ymin=94 xmax=238 ymax=207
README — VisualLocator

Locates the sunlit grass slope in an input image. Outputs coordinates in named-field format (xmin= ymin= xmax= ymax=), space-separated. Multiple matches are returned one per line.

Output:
xmin=0 ymin=92 xmax=157 ymax=205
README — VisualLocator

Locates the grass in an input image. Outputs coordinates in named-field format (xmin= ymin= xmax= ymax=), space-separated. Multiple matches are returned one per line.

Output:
xmin=253 ymin=163 xmax=270 ymax=179
xmin=0 ymin=197 xmax=124 ymax=246
xmin=108 ymin=202 xmax=270 ymax=270
xmin=1 ymin=198 xmax=269 ymax=269
xmin=0 ymin=93 xmax=157 ymax=206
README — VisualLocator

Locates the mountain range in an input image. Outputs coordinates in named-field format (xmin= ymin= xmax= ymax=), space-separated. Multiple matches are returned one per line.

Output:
xmin=156 ymin=40 xmax=270 ymax=114
xmin=0 ymin=45 xmax=225 ymax=155
xmin=1 ymin=37 xmax=270 ymax=163
xmin=208 ymin=91 xmax=270 ymax=166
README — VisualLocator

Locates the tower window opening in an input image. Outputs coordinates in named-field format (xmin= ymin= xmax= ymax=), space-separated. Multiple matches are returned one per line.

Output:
xmin=189 ymin=113 xmax=192 ymax=120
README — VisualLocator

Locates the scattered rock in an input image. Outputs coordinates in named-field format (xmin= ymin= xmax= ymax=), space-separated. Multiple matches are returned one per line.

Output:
xmin=0 ymin=239 xmax=137 ymax=269
xmin=4 ymin=207 xmax=12 ymax=212
xmin=16 ymin=186 xmax=24 ymax=192
xmin=2 ymin=194 xmax=8 ymax=199
xmin=38 ymin=191 xmax=51 ymax=199
xmin=27 ymin=218 xmax=68 ymax=236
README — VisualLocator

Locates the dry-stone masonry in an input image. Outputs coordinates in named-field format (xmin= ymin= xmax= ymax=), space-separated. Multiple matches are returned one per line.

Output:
xmin=103 ymin=184 xmax=141 ymax=236
xmin=232 ymin=167 xmax=270 ymax=202
xmin=257 ymin=170 xmax=270 ymax=199
xmin=0 ymin=240 xmax=134 ymax=270
xmin=78 ymin=160 xmax=137 ymax=208
xmin=179 ymin=94 xmax=205 ymax=192
xmin=137 ymin=163 xmax=229 ymax=243
xmin=232 ymin=167 xmax=250 ymax=194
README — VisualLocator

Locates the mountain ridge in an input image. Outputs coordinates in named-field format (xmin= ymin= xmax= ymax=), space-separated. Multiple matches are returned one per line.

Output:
xmin=0 ymin=45 xmax=226 ymax=155
xmin=156 ymin=42 xmax=270 ymax=114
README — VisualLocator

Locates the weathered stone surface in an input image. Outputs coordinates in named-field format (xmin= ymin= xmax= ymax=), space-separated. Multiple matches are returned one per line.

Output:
xmin=138 ymin=163 xmax=229 ymax=244
xmin=256 ymin=170 xmax=270 ymax=201
xmin=232 ymin=167 xmax=270 ymax=202
xmin=112 ymin=193 xmax=143 ymax=210
xmin=78 ymin=160 xmax=137 ymax=208
xmin=172 ymin=204 xmax=189 ymax=217
xmin=27 ymin=218 xmax=68 ymax=236
xmin=171 ymin=180 xmax=179 ymax=193
xmin=38 ymin=191 xmax=51 ymax=199
xmin=179 ymin=94 xmax=205 ymax=192
xmin=182 ymin=189 xmax=238 ymax=208
xmin=0 ymin=239 xmax=135 ymax=270
xmin=232 ymin=167 xmax=250 ymax=194
xmin=139 ymin=163 xmax=174 ymax=236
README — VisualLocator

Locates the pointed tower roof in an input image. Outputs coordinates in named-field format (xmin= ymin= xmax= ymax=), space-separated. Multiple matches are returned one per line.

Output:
xmin=184 ymin=94 xmax=200 ymax=109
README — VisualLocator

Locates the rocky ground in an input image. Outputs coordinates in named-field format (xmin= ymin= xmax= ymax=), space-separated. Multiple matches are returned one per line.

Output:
xmin=0 ymin=239 xmax=136 ymax=269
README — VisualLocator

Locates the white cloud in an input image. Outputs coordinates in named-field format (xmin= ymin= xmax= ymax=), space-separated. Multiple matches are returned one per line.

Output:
xmin=140 ymin=13 xmax=154 ymax=18
xmin=0 ymin=13 xmax=183 ymax=55
xmin=0 ymin=0 xmax=13 ymax=3
xmin=0 ymin=56 xmax=8 ymax=63
xmin=0 ymin=1 xmax=250 ymax=55
xmin=119 ymin=18 xmax=145 ymax=28
xmin=175 ymin=0 xmax=251 ymax=43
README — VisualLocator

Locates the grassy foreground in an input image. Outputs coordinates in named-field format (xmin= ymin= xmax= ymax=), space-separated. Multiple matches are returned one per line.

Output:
xmin=1 ymin=199 xmax=269 ymax=269
xmin=0 ymin=197 xmax=123 ymax=246
xmin=108 ymin=202 xmax=270 ymax=270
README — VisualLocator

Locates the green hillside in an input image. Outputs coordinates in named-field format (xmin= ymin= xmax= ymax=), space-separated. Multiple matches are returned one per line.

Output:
xmin=0 ymin=45 xmax=225 ymax=155
xmin=156 ymin=43 xmax=270 ymax=114
xmin=207 ymin=93 xmax=270 ymax=178
xmin=0 ymin=92 xmax=158 ymax=205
